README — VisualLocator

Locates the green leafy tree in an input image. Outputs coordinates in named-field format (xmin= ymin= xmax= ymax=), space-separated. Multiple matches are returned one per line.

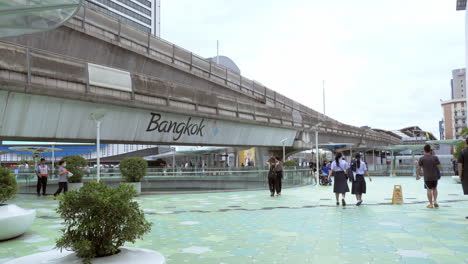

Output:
xmin=283 ymin=160 xmax=299 ymax=167
xmin=63 ymin=155 xmax=88 ymax=183
xmin=18 ymin=160 xmax=32 ymax=165
xmin=119 ymin=157 xmax=148 ymax=182
xmin=0 ymin=167 xmax=18 ymax=204
xmin=56 ymin=181 xmax=152 ymax=264
xmin=453 ymin=128 xmax=468 ymax=159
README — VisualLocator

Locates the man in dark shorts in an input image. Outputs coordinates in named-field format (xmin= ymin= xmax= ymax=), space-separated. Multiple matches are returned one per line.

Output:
xmin=457 ymin=138 xmax=468 ymax=219
xmin=417 ymin=144 xmax=442 ymax=208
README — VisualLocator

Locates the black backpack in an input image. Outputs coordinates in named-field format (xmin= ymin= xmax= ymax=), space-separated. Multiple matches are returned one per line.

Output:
xmin=350 ymin=160 xmax=357 ymax=172
xmin=268 ymin=165 xmax=277 ymax=180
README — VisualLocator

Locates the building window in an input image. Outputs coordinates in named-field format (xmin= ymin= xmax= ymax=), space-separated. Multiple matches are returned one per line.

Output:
xmin=87 ymin=2 xmax=151 ymax=33
xmin=134 ymin=0 xmax=151 ymax=7
xmin=114 ymin=0 xmax=152 ymax=16
xmin=91 ymin=0 xmax=152 ymax=25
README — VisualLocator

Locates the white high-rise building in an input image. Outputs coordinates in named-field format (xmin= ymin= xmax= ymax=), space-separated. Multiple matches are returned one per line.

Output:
xmin=86 ymin=0 xmax=160 ymax=36
xmin=451 ymin=68 xmax=466 ymax=99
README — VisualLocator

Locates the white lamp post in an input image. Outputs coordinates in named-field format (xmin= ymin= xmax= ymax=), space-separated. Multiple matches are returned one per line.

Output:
xmin=171 ymin=147 xmax=176 ymax=173
xmin=51 ymin=143 xmax=55 ymax=172
xmin=280 ymin=138 xmax=288 ymax=161
xmin=313 ymin=122 xmax=322 ymax=182
xmin=89 ymin=110 xmax=106 ymax=182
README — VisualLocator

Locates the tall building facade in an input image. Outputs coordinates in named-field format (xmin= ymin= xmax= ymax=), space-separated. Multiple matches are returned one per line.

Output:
xmin=451 ymin=68 xmax=466 ymax=99
xmin=86 ymin=0 xmax=160 ymax=36
xmin=441 ymin=98 xmax=466 ymax=139
xmin=439 ymin=120 xmax=445 ymax=140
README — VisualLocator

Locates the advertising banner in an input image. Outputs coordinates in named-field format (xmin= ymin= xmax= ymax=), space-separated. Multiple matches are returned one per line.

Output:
xmin=238 ymin=148 xmax=256 ymax=167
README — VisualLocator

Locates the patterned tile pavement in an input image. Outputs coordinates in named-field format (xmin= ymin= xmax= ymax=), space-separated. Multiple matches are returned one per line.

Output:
xmin=1 ymin=176 xmax=468 ymax=264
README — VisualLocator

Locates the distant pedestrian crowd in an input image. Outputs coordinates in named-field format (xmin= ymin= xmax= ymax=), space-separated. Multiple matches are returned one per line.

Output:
xmin=266 ymin=141 xmax=467 ymax=218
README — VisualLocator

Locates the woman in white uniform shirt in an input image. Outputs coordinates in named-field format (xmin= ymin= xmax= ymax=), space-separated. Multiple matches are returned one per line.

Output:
xmin=328 ymin=152 xmax=350 ymax=206
xmin=351 ymin=153 xmax=372 ymax=206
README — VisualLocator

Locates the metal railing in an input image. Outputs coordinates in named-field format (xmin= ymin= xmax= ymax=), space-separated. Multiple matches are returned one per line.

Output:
xmin=16 ymin=167 xmax=314 ymax=192
xmin=0 ymin=39 xmax=399 ymax=145
xmin=66 ymin=3 xmax=399 ymax=145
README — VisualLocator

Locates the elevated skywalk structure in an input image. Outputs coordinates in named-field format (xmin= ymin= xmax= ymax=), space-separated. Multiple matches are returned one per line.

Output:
xmin=0 ymin=4 xmax=401 ymax=149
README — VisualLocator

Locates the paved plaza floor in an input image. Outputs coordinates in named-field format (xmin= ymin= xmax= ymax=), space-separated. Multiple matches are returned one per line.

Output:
xmin=1 ymin=176 xmax=468 ymax=264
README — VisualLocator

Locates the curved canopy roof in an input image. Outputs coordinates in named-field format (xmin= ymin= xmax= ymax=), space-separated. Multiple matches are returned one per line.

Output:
xmin=0 ymin=0 xmax=83 ymax=38
xmin=1 ymin=144 xmax=104 ymax=157
xmin=318 ymin=143 xmax=354 ymax=150
xmin=9 ymin=146 xmax=62 ymax=154
xmin=426 ymin=139 xmax=464 ymax=145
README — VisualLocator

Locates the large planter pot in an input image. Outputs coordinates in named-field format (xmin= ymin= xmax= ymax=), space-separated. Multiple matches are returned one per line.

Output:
xmin=127 ymin=182 xmax=141 ymax=195
xmin=68 ymin=182 xmax=84 ymax=191
xmin=0 ymin=204 xmax=36 ymax=240
xmin=5 ymin=247 xmax=165 ymax=264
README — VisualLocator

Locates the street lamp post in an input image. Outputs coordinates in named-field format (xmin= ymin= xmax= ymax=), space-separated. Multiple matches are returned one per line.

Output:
xmin=313 ymin=122 xmax=322 ymax=183
xmin=281 ymin=138 xmax=288 ymax=161
xmin=51 ymin=143 xmax=55 ymax=173
xmin=171 ymin=147 xmax=176 ymax=173
xmin=96 ymin=120 xmax=101 ymax=182
xmin=89 ymin=110 xmax=106 ymax=182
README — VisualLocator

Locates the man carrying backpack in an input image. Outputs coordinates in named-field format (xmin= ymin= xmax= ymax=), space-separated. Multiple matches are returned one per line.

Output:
xmin=35 ymin=158 xmax=50 ymax=196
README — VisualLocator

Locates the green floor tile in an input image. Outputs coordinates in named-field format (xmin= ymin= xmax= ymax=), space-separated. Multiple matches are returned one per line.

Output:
xmin=1 ymin=177 xmax=467 ymax=263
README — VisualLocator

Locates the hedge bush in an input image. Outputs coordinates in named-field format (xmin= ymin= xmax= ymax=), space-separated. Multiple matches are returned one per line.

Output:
xmin=119 ymin=157 xmax=148 ymax=182
xmin=56 ymin=181 xmax=151 ymax=264
xmin=63 ymin=155 xmax=88 ymax=183
xmin=0 ymin=167 xmax=18 ymax=204
xmin=283 ymin=160 xmax=299 ymax=167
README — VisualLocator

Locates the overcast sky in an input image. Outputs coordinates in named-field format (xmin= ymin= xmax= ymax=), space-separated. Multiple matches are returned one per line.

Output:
xmin=160 ymin=0 xmax=465 ymax=138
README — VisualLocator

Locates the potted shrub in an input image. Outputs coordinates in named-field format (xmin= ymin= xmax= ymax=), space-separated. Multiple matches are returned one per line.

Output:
xmin=283 ymin=160 xmax=299 ymax=167
xmin=6 ymin=181 xmax=164 ymax=264
xmin=63 ymin=155 xmax=88 ymax=191
xmin=0 ymin=167 xmax=36 ymax=241
xmin=119 ymin=157 xmax=148 ymax=195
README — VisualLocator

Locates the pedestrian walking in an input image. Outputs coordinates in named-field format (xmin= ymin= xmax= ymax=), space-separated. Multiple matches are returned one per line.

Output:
xmin=350 ymin=154 xmax=372 ymax=206
xmin=320 ymin=161 xmax=332 ymax=185
xmin=328 ymin=152 xmax=350 ymax=206
xmin=417 ymin=144 xmax=442 ymax=208
xmin=275 ymin=156 xmax=284 ymax=196
xmin=266 ymin=156 xmax=279 ymax=197
xmin=453 ymin=158 xmax=458 ymax=176
xmin=54 ymin=160 xmax=71 ymax=197
xmin=457 ymin=138 xmax=468 ymax=219
xmin=35 ymin=158 xmax=50 ymax=196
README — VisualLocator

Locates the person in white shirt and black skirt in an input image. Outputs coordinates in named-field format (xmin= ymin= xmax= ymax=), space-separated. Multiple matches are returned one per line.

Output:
xmin=328 ymin=152 xmax=350 ymax=206
xmin=351 ymin=153 xmax=372 ymax=206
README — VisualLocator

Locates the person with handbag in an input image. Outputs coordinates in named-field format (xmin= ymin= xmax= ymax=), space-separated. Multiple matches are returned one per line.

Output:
xmin=53 ymin=160 xmax=72 ymax=197
xmin=328 ymin=152 xmax=350 ymax=206
xmin=350 ymin=154 xmax=372 ymax=206
xmin=266 ymin=156 xmax=279 ymax=197
xmin=275 ymin=156 xmax=284 ymax=196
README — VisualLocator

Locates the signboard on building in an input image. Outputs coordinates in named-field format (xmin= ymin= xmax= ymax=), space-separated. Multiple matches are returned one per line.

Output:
xmin=457 ymin=0 xmax=467 ymax=10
